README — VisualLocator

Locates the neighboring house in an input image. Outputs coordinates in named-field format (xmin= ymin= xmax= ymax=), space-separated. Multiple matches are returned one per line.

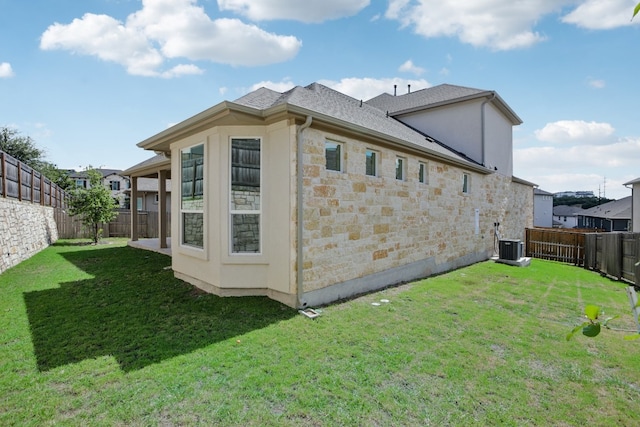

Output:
xmin=133 ymin=177 xmax=172 ymax=212
xmin=577 ymin=196 xmax=632 ymax=231
xmin=533 ymin=188 xmax=553 ymax=227
xmin=66 ymin=168 xmax=131 ymax=208
xmin=552 ymin=205 xmax=583 ymax=229
xmin=624 ymin=177 xmax=640 ymax=232
xmin=126 ymin=82 xmax=534 ymax=308
xmin=554 ymin=191 xmax=595 ymax=198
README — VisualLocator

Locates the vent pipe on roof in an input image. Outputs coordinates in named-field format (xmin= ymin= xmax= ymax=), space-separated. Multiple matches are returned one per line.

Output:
xmin=394 ymin=85 xmax=397 ymax=96
xmin=408 ymin=84 xmax=411 ymax=94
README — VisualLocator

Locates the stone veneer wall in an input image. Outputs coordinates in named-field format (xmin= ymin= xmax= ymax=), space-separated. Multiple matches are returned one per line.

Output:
xmin=300 ymin=128 xmax=533 ymax=295
xmin=0 ymin=197 xmax=58 ymax=274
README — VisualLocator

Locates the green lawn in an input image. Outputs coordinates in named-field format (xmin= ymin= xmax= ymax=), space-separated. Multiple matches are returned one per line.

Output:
xmin=1 ymin=239 xmax=639 ymax=426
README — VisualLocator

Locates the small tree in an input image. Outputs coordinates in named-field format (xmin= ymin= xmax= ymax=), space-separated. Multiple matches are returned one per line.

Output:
xmin=0 ymin=126 xmax=47 ymax=170
xmin=68 ymin=168 xmax=117 ymax=244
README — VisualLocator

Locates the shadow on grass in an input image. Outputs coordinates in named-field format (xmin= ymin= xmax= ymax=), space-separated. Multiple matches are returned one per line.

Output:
xmin=23 ymin=245 xmax=295 ymax=372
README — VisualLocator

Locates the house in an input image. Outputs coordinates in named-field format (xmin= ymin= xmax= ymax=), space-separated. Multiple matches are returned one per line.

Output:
xmin=66 ymin=168 xmax=131 ymax=208
xmin=126 ymin=82 xmax=534 ymax=308
xmin=552 ymin=205 xmax=583 ymax=229
xmin=577 ymin=196 xmax=632 ymax=231
xmin=533 ymin=188 xmax=553 ymax=227
xmin=123 ymin=155 xmax=172 ymax=212
xmin=554 ymin=191 xmax=595 ymax=198
xmin=624 ymin=177 xmax=640 ymax=232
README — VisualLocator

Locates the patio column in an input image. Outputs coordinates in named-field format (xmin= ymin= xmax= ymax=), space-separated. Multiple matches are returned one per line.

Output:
xmin=158 ymin=169 xmax=168 ymax=249
xmin=131 ymin=176 xmax=138 ymax=242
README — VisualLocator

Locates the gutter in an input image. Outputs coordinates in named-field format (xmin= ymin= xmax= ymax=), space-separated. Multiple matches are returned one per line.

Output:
xmin=296 ymin=115 xmax=313 ymax=308
xmin=480 ymin=92 xmax=496 ymax=167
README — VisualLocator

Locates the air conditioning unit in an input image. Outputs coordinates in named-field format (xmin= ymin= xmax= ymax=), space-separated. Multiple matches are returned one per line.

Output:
xmin=499 ymin=239 xmax=523 ymax=261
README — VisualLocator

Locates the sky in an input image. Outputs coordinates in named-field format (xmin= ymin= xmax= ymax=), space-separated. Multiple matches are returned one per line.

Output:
xmin=1 ymin=0 xmax=639 ymax=200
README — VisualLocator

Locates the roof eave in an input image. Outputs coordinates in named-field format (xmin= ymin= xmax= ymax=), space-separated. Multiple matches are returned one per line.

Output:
xmin=392 ymin=91 xmax=523 ymax=126
xmin=137 ymin=101 xmax=268 ymax=152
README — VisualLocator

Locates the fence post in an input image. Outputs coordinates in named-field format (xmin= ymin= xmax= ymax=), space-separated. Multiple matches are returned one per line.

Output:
xmin=1 ymin=152 xmax=5 ymax=198
xmin=17 ymin=159 xmax=22 ymax=201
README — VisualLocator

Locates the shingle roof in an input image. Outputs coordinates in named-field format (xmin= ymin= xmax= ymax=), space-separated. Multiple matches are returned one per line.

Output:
xmin=578 ymin=196 xmax=632 ymax=220
xmin=365 ymin=83 xmax=522 ymax=125
xmin=234 ymin=83 xmax=484 ymax=168
xmin=553 ymin=205 xmax=584 ymax=216
xmin=366 ymin=84 xmax=486 ymax=113
xmin=534 ymin=188 xmax=553 ymax=196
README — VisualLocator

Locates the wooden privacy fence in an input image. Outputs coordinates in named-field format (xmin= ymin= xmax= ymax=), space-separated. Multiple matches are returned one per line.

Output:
xmin=55 ymin=209 xmax=170 ymax=239
xmin=525 ymin=228 xmax=587 ymax=266
xmin=0 ymin=150 xmax=68 ymax=207
xmin=525 ymin=228 xmax=640 ymax=285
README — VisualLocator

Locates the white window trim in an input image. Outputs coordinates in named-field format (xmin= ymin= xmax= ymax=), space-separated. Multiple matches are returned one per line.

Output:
xmin=462 ymin=173 xmax=471 ymax=194
xmin=229 ymin=137 xmax=262 ymax=256
xmin=325 ymin=140 xmax=344 ymax=172
xmin=396 ymin=156 xmax=406 ymax=181
xmin=366 ymin=149 xmax=379 ymax=177
xmin=179 ymin=142 xmax=206 ymax=254
xmin=419 ymin=162 xmax=428 ymax=184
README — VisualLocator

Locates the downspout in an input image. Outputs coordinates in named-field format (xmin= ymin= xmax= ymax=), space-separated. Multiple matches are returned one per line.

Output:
xmin=480 ymin=92 xmax=496 ymax=167
xmin=297 ymin=115 xmax=313 ymax=308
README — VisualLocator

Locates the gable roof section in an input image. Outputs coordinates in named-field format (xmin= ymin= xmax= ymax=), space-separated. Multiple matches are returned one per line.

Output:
xmin=366 ymin=83 xmax=522 ymax=125
xmin=553 ymin=205 xmax=584 ymax=216
xmin=578 ymin=196 xmax=632 ymax=220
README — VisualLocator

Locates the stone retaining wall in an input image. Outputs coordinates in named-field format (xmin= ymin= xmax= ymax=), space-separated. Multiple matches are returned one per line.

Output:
xmin=0 ymin=198 xmax=58 ymax=274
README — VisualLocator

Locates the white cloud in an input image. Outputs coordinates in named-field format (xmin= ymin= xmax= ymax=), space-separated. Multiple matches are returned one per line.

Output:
xmin=385 ymin=0 xmax=570 ymax=50
xmin=40 ymin=0 xmax=301 ymax=77
xmin=587 ymin=78 xmax=605 ymax=89
xmin=218 ymin=0 xmax=370 ymax=23
xmin=0 ymin=62 xmax=15 ymax=78
xmin=318 ymin=77 xmax=431 ymax=100
xmin=398 ymin=59 xmax=425 ymax=76
xmin=250 ymin=78 xmax=297 ymax=93
xmin=535 ymin=120 xmax=615 ymax=144
xmin=562 ymin=0 xmax=639 ymax=30
xmin=514 ymin=136 xmax=640 ymax=199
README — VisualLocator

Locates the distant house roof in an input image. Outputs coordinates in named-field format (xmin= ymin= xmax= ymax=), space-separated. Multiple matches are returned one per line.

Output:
xmin=365 ymin=83 xmax=522 ymax=125
xmin=623 ymin=177 xmax=640 ymax=186
xmin=534 ymin=188 xmax=553 ymax=196
xmin=66 ymin=168 xmax=125 ymax=179
xmin=578 ymin=196 xmax=632 ymax=220
xmin=553 ymin=205 xmax=584 ymax=216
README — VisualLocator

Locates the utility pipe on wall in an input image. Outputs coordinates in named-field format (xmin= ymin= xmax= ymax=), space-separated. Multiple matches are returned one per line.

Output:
xmin=296 ymin=115 xmax=313 ymax=308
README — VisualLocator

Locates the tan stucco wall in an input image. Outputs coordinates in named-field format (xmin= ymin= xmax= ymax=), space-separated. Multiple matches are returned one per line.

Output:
xmin=168 ymin=121 xmax=297 ymax=306
xmin=300 ymin=127 xmax=532 ymax=294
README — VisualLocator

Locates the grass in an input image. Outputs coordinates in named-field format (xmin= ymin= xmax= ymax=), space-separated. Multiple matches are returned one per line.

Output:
xmin=1 ymin=239 xmax=640 ymax=426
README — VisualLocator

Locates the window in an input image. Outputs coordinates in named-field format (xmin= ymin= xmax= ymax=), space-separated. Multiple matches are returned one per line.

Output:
xmin=395 ymin=157 xmax=405 ymax=181
xmin=230 ymin=138 xmax=261 ymax=254
xmin=181 ymin=144 xmax=204 ymax=249
xmin=365 ymin=149 xmax=378 ymax=177
xmin=154 ymin=194 xmax=159 ymax=204
xmin=136 ymin=197 xmax=143 ymax=211
xmin=462 ymin=173 xmax=470 ymax=194
xmin=110 ymin=180 xmax=120 ymax=191
xmin=325 ymin=140 xmax=342 ymax=172
xmin=419 ymin=162 xmax=428 ymax=184
xmin=76 ymin=179 xmax=87 ymax=188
